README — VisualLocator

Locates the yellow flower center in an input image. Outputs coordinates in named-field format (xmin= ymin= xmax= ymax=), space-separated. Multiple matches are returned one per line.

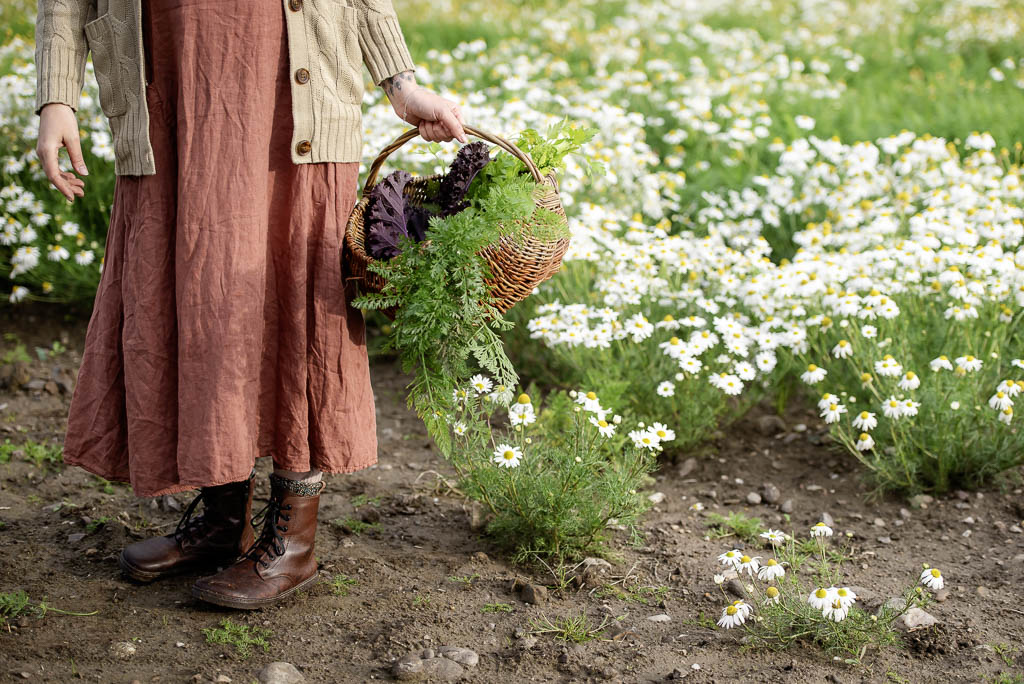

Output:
xmin=766 ymin=559 xmax=777 ymax=566
xmin=859 ymin=411 xmax=869 ymax=419
xmin=839 ymin=340 xmax=848 ymax=347
xmin=663 ymin=314 xmax=674 ymax=321
xmin=815 ymin=589 xmax=828 ymax=599
xmin=766 ymin=587 xmax=780 ymax=598
xmin=906 ymin=372 xmax=916 ymax=379
xmin=726 ymin=606 xmax=738 ymax=616
xmin=807 ymin=364 xmax=818 ymax=371
xmin=598 ymin=420 xmax=608 ymax=427
xmin=930 ymin=569 xmax=941 ymax=577
xmin=586 ymin=391 xmax=597 ymax=400
xmin=503 ymin=450 xmax=515 ymax=460
xmin=740 ymin=556 xmax=752 ymax=563
xmin=517 ymin=393 xmax=531 ymax=404
xmin=837 ymin=589 xmax=848 ymax=597
xmin=859 ymin=433 xmax=870 ymax=441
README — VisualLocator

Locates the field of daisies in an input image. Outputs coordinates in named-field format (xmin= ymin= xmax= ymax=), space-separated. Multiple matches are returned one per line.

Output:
xmin=2 ymin=0 xmax=1023 ymax=502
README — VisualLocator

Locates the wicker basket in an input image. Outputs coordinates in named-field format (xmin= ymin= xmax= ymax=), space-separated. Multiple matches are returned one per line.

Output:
xmin=344 ymin=125 xmax=569 ymax=320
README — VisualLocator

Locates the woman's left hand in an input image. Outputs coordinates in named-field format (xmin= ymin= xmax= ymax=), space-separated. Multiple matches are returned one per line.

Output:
xmin=384 ymin=71 xmax=467 ymax=143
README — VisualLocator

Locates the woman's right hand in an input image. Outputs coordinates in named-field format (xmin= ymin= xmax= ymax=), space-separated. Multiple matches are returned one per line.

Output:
xmin=36 ymin=103 xmax=88 ymax=203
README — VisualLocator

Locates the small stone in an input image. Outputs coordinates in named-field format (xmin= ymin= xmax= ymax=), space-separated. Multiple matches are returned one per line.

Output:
xmin=176 ymin=642 xmax=186 ymax=648
xmin=894 ymin=607 xmax=938 ymax=632
xmin=648 ymin=492 xmax=666 ymax=505
xmin=962 ymin=516 xmax=975 ymax=524
xmin=647 ymin=614 xmax=671 ymax=623
xmin=793 ymin=423 xmax=807 ymax=433
xmin=520 ymin=583 xmax=548 ymax=605
xmin=676 ymin=457 xmax=697 ymax=479
xmin=725 ymin=579 xmax=747 ymax=599
xmin=873 ymin=518 xmax=885 ymax=527
xmin=976 ymin=586 xmax=992 ymax=598
xmin=215 ymin=676 xmax=232 ymax=683
xmin=899 ymin=508 xmax=912 ymax=519
xmin=515 ymin=637 xmax=538 ymax=650
xmin=110 ymin=641 xmax=137 ymax=660
xmin=755 ymin=414 xmax=786 ymax=436
xmin=467 ymin=501 xmax=488 ymax=531
xmin=762 ymin=483 xmax=780 ymax=504
xmin=435 ymin=647 xmax=479 ymax=667
xmin=258 ymin=662 xmax=305 ymax=684
xmin=19 ymin=673 xmax=30 ymax=680
xmin=746 ymin=492 xmax=762 ymax=505
xmin=877 ymin=536 xmax=892 ymax=545
xmin=419 ymin=658 xmax=464 ymax=681
xmin=23 ymin=378 xmax=47 ymax=391
xmin=43 ymin=380 xmax=59 ymax=395
xmin=820 ymin=512 xmax=835 ymax=527
xmin=780 ymin=499 xmax=794 ymax=514
xmin=935 ymin=589 xmax=950 ymax=602
xmin=908 ymin=494 xmax=933 ymax=509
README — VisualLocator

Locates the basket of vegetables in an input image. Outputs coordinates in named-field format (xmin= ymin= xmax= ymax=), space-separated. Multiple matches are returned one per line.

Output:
xmin=344 ymin=124 xmax=572 ymax=319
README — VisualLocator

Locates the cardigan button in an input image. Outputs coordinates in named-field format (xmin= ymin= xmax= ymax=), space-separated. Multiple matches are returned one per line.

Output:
xmin=295 ymin=68 xmax=310 ymax=85
xmin=296 ymin=140 xmax=312 ymax=156
xmin=288 ymin=0 xmax=301 ymax=10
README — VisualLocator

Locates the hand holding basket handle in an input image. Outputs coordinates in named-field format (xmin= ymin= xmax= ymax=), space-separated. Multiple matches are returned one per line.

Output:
xmin=345 ymin=125 xmax=569 ymax=319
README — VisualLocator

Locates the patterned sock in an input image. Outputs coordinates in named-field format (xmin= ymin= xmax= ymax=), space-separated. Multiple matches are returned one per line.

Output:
xmin=270 ymin=472 xmax=325 ymax=497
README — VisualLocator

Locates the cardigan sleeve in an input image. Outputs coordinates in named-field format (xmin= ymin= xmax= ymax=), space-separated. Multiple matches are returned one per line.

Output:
xmin=353 ymin=0 xmax=416 ymax=86
xmin=34 ymin=0 xmax=92 ymax=115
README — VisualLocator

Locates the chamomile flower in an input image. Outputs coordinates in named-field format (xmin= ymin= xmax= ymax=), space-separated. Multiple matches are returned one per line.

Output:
xmin=820 ymin=402 xmax=847 ymax=424
xmin=989 ymin=391 xmax=1013 ymax=411
xmin=576 ymin=390 xmax=604 ymax=413
xmin=9 ymin=285 xmax=29 ymax=304
xmin=629 ymin=429 xmax=661 ymax=450
xmin=930 ymin=355 xmax=954 ymax=372
xmin=760 ymin=529 xmax=787 ymax=545
xmin=919 ymin=567 xmax=944 ymax=591
xmin=656 ymin=381 xmax=675 ymax=397
xmin=589 ymin=415 xmax=616 ymax=437
xmin=469 ymin=376 xmax=490 ymax=395
xmin=801 ymin=364 xmax=827 ymax=384
xmin=875 ymin=356 xmax=903 ymax=378
xmin=452 ymin=421 xmax=467 ymax=436
xmin=736 ymin=554 xmax=761 ymax=577
xmin=509 ymin=402 xmax=536 ymax=426
xmin=810 ymin=522 xmax=833 ymax=537
xmin=882 ymin=396 xmax=904 ymax=419
xmin=649 ymin=422 xmax=675 ymax=442
xmin=901 ymin=399 xmax=920 ymax=417
xmin=999 ymin=407 xmax=1013 ymax=425
xmin=855 ymin=433 xmax=875 ymax=451
xmin=757 ymin=558 xmax=785 ymax=581
xmin=832 ymin=340 xmax=853 ymax=358
xmin=955 ymin=355 xmax=983 ymax=372
xmin=492 ymin=444 xmax=522 ymax=468
xmin=717 ymin=601 xmax=748 ymax=629
xmin=807 ymin=587 xmax=832 ymax=611
xmin=764 ymin=586 xmax=781 ymax=605
xmin=718 ymin=549 xmax=743 ymax=568
xmin=852 ymin=411 xmax=877 ymax=430
xmin=898 ymin=371 xmax=920 ymax=391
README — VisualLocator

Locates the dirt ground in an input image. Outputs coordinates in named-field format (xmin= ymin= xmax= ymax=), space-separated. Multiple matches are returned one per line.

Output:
xmin=1 ymin=303 xmax=1023 ymax=684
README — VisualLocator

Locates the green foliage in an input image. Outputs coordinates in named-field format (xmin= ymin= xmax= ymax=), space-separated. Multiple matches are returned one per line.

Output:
xmin=202 ymin=619 xmax=271 ymax=659
xmin=329 ymin=574 xmax=358 ymax=596
xmin=330 ymin=517 xmax=378 ymax=535
xmin=528 ymin=611 xmax=613 ymax=643
xmin=706 ymin=511 xmax=764 ymax=542
xmin=446 ymin=387 xmax=657 ymax=565
xmin=0 ymin=439 xmax=63 ymax=470
xmin=481 ymin=602 xmax=514 ymax=613
xmin=0 ymin=590 xmax=31 ymax=626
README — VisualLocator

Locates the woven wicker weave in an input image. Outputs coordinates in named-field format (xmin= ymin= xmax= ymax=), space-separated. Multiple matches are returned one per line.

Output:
xmin=344 ymin=125 xmax=569 ymax=320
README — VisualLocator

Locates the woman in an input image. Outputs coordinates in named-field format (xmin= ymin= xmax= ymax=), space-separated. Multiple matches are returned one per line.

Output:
xmin=34 ymin=0 xmax=465 ymax=609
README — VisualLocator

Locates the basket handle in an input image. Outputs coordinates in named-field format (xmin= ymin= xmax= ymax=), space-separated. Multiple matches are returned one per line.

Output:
xmin=361 ymin=124 xmax=544 ymax=195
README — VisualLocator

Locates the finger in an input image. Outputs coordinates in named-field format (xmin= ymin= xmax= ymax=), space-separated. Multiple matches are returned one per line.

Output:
xmin=65 ymin=130 xmax=89 ymax=176
xmin=439 ymin=108 xmax=467 ymax=143
xmin=422 ymin=121 xmax=441 ymax=142
xmin=38 ymin=140 xmax=73 ymax=201
xmin=452 ymin=105 xmax=466 ymax=127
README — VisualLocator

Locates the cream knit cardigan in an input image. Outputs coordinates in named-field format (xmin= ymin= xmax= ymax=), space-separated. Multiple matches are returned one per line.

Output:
xmin=35 ymin=0 xmax=416 ymax=176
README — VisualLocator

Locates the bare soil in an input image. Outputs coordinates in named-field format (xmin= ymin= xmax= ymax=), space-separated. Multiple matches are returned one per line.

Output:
xmin=1 ymin=304 xmax=1023 ymax=683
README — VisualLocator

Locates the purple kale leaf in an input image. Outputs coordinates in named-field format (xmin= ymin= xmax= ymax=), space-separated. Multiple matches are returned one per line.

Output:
xmin=366 ymin=170 xmax=413 ymax=260
xmin=404 ymin=204 xmax=433 ymax=243
xmin=438 ymin=141 xmax=492 ymax=217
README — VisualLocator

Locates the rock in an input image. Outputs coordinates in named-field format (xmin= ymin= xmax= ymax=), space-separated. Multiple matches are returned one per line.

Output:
xmin=908 ymin=494 xmax=933 ymax=509
xmin=258 ymin=662 xmax=304 ymax=684
xmin=648 ymin=491 xmax=666 ymax=505
xmin=820 ymin=512 xmax=835 ymax=528
xmin=755 ymin=414 xmax=786 ymax=436
xmin=574 ymin=557 xmax=613 ymax=589
xmin=876 ymin=536 xmax=892 ymax=545
xmin=780 ymin=499 xmax=794 ymax=514
xmin=793 ymin=423 xmax=807 ymax=433
xmin=725 ymin=580 xmax=747 ymax=599
xmin=23 ymin=379 xmax=47 ymax=391
xmin=67 ymin=533 xmax=86 ymax=543
xmin=647 ymin=614 xmax=671 ymax=623
xmin=746 ymin=492 xmax=762 ymax=505
xmin=676 ymin=457 xmax=697 ymax=479
xmin=976 ymin=586 xmax=992 ymax=598
xmin=520 ymin=583 xmax=548 ymax=605
xmin=43 ymin=380 xmax=59 ymax=394
xmin=762 ymin=483 xmax=780 ymax=504
xmin=899 ymin=508 xmax=912 ymax=519
xmin=873 ymin=518 xmax=885 ymax=527
xmin=109 ymin=641 xmax=136 ymax=660
xmin=214 ymin=676 xmax=232 ymax=683
xmin=467 ymin=501 xmax=488 ymax=531
xmin=935 ymin=589 xmax=950 ymax=603
xmin=11 ymin=362 xmax=32 ymax=387
xmin=878 ymin=597 xmax=908 ymax=617
xmin=894 ymin=607 xmax=938 ymax=632
xmin=436 ymin=647 xmax=479 ymax=667
xmin=515 ymin=636 xmax=538 ymax=650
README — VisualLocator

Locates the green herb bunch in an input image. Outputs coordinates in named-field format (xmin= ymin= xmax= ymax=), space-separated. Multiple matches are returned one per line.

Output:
xmin=352 ymin=121 xmax=598 ymax=454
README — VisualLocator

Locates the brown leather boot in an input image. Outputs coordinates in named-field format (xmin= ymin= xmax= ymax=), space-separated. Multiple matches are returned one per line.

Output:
xmin=191 ymin=474 xmax=322 ymax=609
xmin=118 ymin=470 xmax=256 ymax=582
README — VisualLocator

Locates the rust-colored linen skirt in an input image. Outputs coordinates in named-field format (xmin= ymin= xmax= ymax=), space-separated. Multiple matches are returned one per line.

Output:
xmin=63 ymin=0 xmax=377 ymax=497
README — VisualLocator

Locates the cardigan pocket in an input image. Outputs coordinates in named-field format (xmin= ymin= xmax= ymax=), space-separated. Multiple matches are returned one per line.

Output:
xmin=83 ymin=14 xmax=128 ymax=117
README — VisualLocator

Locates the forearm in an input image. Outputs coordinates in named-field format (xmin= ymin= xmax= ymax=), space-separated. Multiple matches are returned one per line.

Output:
xmin=352 ymin=0 xmax=416 ymax=87
xmin=381 ymin=70 xmax=419 ymax=113
xmin=34 ymin=0 xmax=92 ymax=115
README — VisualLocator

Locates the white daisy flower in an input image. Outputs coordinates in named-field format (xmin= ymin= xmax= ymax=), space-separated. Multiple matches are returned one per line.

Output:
xmin=492 ymin=444 xmax=522 ymax=468
xmin=897 ymin=372 xmax=920 ymax=391
xmin=656 ymin=381 xmax=675 ymax=397
xmin=469 ymin=374 xmax=493 ymax=395
xmin=919 ymin=567 xmax=944 ymax=591
xmin=757 ymin=558 xmax=785 ymax=581
xmin=929 ymin=356 xmax=954 ymax=372
xmin=855 ymin=433 xmax=874 ymax=451
xmin=832 ymin=340 xmax=853 ymax=358
xmin=810 ymin=522 xmax=833 ymax=537
xmin=717 ymin=601 xmax=748 ymax=629
xmin=717 ymin=549 xmax=743 ymax=568
xmin=801 ymin=364 xmax=827 ymax=384
xmin=736 ymin=554 xmax=760 ymax=577
xmin=852 ymin=411 xmax=877 ymax=430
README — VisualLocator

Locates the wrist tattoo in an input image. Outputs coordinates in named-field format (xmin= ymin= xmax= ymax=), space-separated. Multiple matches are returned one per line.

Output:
xmin=381 ymin=70 xmax=416 ymax=100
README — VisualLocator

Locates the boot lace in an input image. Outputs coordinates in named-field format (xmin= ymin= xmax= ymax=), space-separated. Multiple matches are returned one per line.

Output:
xmin=172 ymin=491 xmax=210 ymax=547
xmin=243 ymin=494 xmax=293 ymax=569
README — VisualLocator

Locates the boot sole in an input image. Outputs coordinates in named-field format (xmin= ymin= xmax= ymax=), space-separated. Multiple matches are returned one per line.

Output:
xmin=118 ymin=551 xmax=231 ymax=583
xmin=191 ymin=573 xmax=319 ymax=610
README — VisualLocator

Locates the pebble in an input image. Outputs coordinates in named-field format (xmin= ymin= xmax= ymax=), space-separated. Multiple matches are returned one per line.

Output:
xmin=872 ymin=518 xmax=885 ymax=527
xmin=976 ymin=586 xmax=992 ymax=598
xmin=175 ymin=642 xmax=186 ymax=648
xmin=258 ymin=662 xmax=304 ymax=684
xmin=894 ymin=607 xmax=938 ymax=632
xmin=515 ymin=636 xmax=538 ymax=650
xmin=725 ymin=579 xmax=747 ymax=599
xmin=908 ymin=494 xmax=933 ymax=509
xmin=780 ymin=499 xmax=794 ymax=514
xmin=820 ymin=512 xmax=835 ymax=527
xmin=520 ymin=584 xmax=548 ymax=605
xmin=761 ymin=483 xmax=780 ymax=504
xmin=935 ymin=589 xmax=950 ymax=602
xmin=648 ymin=491 xmax=666 ymax=505
xmin=214 ymin=677 xmax=232 ymax=683
xmin=392 ymin=647 xmax=478 ymax=682
xmin=109 ymin=641 xmax=136 ymax=660
xmin=746 ymin=492 xmax=762 ymax=505
xmin=67 ymin=533 xmax=86 ymax=543
xmin=755 ymin=414 xmax=786 ymax=436
xmin=877 ymin=536 xmax=892 ymax=545
xmin=793 ymin=423 xmax=807 ymax=433
xmin=647 ymin=614 xmax=671 ymax=623
xmin=676 ymin=457 xmax=697 ymax=479
xmin=899 ymin=508 xmax=912 ymax=519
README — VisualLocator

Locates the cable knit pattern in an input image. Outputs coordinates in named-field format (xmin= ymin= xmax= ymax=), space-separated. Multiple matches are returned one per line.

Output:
xmin=35 ymin=0 xmax=416 ymax=176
